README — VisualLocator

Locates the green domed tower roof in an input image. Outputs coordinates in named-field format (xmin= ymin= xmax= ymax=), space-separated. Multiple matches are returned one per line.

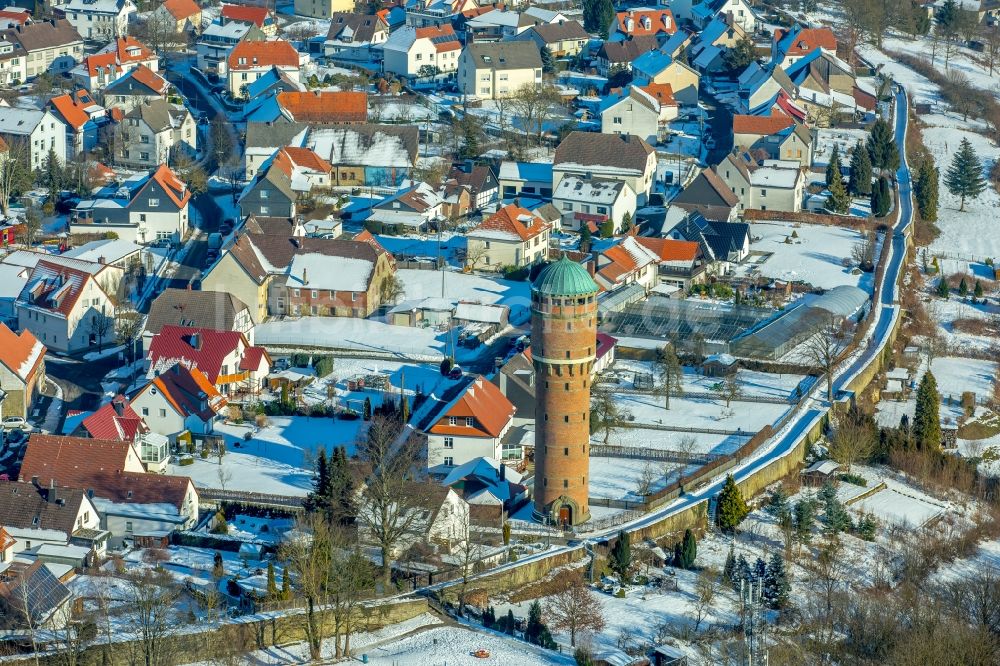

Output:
xmin=532 ymin=255 xmax=599 ymax=296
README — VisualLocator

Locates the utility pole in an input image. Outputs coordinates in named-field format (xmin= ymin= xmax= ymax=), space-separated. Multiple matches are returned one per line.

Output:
xmin=740 ymin=575 xmax=768 ymax=666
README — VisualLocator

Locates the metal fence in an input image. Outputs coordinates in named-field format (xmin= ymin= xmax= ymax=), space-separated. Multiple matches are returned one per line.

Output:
xmin=589 ymin=444 xmax=723 ymax=464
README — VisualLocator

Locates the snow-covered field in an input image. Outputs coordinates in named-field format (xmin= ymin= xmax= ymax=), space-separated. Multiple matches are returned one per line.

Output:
xmin=598 ymin=427 xmax=743 ymax=455
xmin=608 ymin=361 xmax=812 ymax=400
xmin=850 ymin=485 xmax=948 ymax=528
xmin=612 ymin=392 xmax=790 ymax=434
xmin=735 ymin=222 xmax=874 ymax=291
xmin=397 ymin=268 xmax=532 ymax=316
xmin=359 ymin=625 xmax=574 ymax=665
xmin=256 ymin=317 xmax=451 ymax=361
xmin=876 ymin=356 xmax=996 ymax=430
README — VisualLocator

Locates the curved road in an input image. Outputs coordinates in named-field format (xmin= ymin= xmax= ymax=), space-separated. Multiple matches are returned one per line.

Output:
xmin=424 ymin=87 xmax=915 ymax=591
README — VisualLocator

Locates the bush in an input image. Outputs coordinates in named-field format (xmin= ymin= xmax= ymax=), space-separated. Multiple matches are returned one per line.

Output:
xmin=338 ymin=410 xmax=360 ymax=420
xmin=178 ymin=456 xmax=194 ymax=467
xmin=614 ymin=588 xmax=626 ymax=598
xmin=255 ymin=414 xmax=269 ymax=428
xmin=199 ymin=449 xmax=209 ymax=459
xmin=839 ymin=472 xmax=867 ymax=487
xmin=314 ymin=356 xmax=334 ymax=377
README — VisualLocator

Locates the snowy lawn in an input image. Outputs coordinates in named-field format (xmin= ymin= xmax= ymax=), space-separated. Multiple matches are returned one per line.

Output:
xmin=850 ymin=485 xmax=948 ymax=528
xmin=596 ymin=427 xmax=744 ymax=456
xmin=926 ymin=295 xmax=1000 ymax=355
xmin=611 ymin=392 xmax=791 ymax=434
xmin=735 ymin=222 xmax=875 ymax=291
xmin=588 ymin=457 xmax=700 ymax=501
xmin=397 ymin=268 xmax=532 ymax=317
xmin=375 ymin=233 xmax=467 ymax=264
xmin=257 ymin=318 xmax=447 ymax=361
xmin=359 ymin=625 xmax=574 ymax=666
xmin=608 ymin=360 xmax=812 ymax=400
xmin=930 ymin=356 xmax=996 ymax=402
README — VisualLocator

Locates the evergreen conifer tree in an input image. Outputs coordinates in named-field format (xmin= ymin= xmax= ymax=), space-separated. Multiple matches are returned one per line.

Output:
xmin=723 ymin=545 xmax=736 ymax=581
xmin=506 ymin=609 xmax=515 ymax=635
xmin=945 ymin=137 xmax=986 ymax=212
xmin=959 ymin=277 xmax=968 ymax=297
xmin=281 ymin=567 xmax=291 ymax=599
xmin=975 ymin=280 xmax=984 ymax=298
xmin=732 ymin=554 xmax=751 ymax=587
xmin=363 ymin=396 xmax=372 ymax=421
xmin=583 ymin=0 xmax=615 ymax=38
xmin=870 ymin=177 xmax=891 ymax=217
xmin=916 ymin=158 xmax=940 ymax=222
xmin=608 ymin=530 xmax=632 ymax=581
xmin=540 ymin=45 xmax=554 ymax=74
xmin=763 ymin=553 xmax=790 ymax=609
xmin=754 ymin=557 xmax=766 ymax=581
xmin=819 ymin=481 xmax=851 ymax=535
xmin=681 ymin=528 xmax=697 ymax=569
xmin=937 ymin=277 xmax=950 ymax=299
xmin=867 ymin=118 xmax=899 ymax=173
xmin=304 ymin=449 xmax=331 ymax=517
xmin=793 ymin=499 xmax=816 ymax=547
xmin=765 ymin=486 xmax=789 ymax=516
xmin=825 ymin=144 xmax=841 ymax=187
xmin=266 ymin=562 xmax=278 ymax=599
xmin=599 ymin=218 xmax=615 ymax=237
xmin=716 ymin=475 xmax=749 ymax=532
xmin=826 ymin=168 xmax=851 ymax=213
xmin=913 ymin=371 xmax=942 ymax=451
xmin=579 ymin=224 xmax=592 ymax=253
xmin=848 ymin=140 xmax=873 ymax=196
xmin=672 ymin=542 xmax=684 ymax=568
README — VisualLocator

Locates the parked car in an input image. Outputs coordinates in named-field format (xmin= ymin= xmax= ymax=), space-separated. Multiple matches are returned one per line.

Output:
xmin=2 ymin=417 xmax=32 ymax=432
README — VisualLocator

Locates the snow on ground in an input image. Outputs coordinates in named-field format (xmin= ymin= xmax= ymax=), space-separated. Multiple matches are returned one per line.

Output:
xmin=597 ymin=427 xmax=744 ymax=455
xmin=375 ymin=232 xmax=466 ymax=262
xmin=370 ymin=99 xmax=437 ymax=122
xmin=926 ymin=290 xmax=1000 ymax=355
xmin=257 ymin=317 xmax=447 ymax=361
xmin=735 ymin=222 xmax=874 ymax=291
xmin=167 ymin=416 xmax=364 ymax=496
xmin=814 ymin=127 xmax=870 ymax=169
xmin=612 ymin=392 xmax=790 ymax=434
xmin=608 ymin=361 xmax=812 ymax=400
xmin=850 ymin=485 xmax=947 ymax=528
xmin=876 ymin=356 xmax=995 ymax=429
xmin=398 ymin=268 xmax=532 ymax=315
xmin=359 ymin=625 xmax=574 ymax=666
xmin=588 ymin=456 xmax=700 ymax=501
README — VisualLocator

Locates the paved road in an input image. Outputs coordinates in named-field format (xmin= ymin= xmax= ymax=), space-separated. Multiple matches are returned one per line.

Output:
xmin=423 ymin=87 xmax=916 ymax=592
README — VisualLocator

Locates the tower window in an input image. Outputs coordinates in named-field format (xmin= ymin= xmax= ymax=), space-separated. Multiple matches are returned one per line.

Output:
xmin=564 ymin=447 xmax=568 ymax=456
xmin=565 ymin=351 xmax=570 ymax=359
xmin=544 ymin=413 xmax=549 ymax=421
xmin=565 ymin=383 xmax=570 ymax=391
xmin=544 ymin=478 xmax=548 ymax=486
xmin=564 ymin=415 xmax=569 ymax=422
xmin=563 ymin=479 xmax=568 ymax=488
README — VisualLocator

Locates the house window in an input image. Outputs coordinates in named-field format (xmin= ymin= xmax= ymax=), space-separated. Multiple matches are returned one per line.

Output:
xmin=562 ymin=202 xmax=572 ymax=211
xmin=613 ymin=116 xmax=622 ymax=124
xmin=311 ymin=290 xmax=318 ymax=298
xmin=597 ymin=206 xmax=607 ymax=215
xmin=139 ymin=152 xmax=150 ymax=161
xmin=760 ymin=189 xmax=767 ymax=197
xmin=260 ymin=189 xmax=269 ymax=199
xmin=159 ymin=409 xmax=166 ymax=417
xmin=260 ymin=206 xmax=269 ymax=215
xmin=443 ymin=456 xmax=454 ymax=466
xmin=465 ymin=417 xmax=473 ymax=427
xmin=125 ymin=521 xmax=133 ymax=532
xmin=141 ymin=407 xmax=148 ymax=416
xmin=563 ymin=479 xmax=569 ymax=488
xmin=444 ymin=437 xmax=454 ymax=449
xmin=149 ymin=198 xmax=159 ymax=207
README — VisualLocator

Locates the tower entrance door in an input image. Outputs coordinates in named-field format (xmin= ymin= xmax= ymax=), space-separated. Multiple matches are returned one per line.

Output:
xmin=558 ymin=505 xmax=571 ymax=526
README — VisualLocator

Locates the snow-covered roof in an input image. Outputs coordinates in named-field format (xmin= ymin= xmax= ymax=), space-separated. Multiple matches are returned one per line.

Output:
xmin=553 ymin=175 xmax=630 ymax=205
xmin=803 ymin=459 xmax=840 ymax=475
xmin=62 ymin=239 xmax=142 ymax=264
xmin=453 ymin=302 xmax=507 ymax=324
xmin=287 ymin=253 xmax=373 ymax=292
xmin=749 ymin=163 xmax=801 ymax=189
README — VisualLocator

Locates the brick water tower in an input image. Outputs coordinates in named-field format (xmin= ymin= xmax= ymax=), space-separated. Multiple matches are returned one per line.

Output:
xmin=531 ymin=255 xmax=599 ymax=527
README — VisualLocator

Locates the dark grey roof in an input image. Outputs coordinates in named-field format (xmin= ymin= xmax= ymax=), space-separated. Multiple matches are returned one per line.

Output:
xmin=671 ymin=213 xmax=749 ymax=262
xmin=554 ymin=131 xmax=654 ymax=171
xmin=326 ymin=12 xmax=387 ymax=42
xmin=0 ymin=561 xmax=72 ymax=630
xmin=526 ymin=20 xmax=589 ymax=44
xmin=465 ymin=41 xmax=543 ymax=70
xmin=127 ymin=99 xmax=183 ymax=133
xmin=598 ymin=35 xmax=660 ymax=63
xmin=245 ymin=121 xmax=308 ymax=149
xmin=0 ymin=19 xmax=81 ymax=52
xmin=145 ymin=289 xmax=250 ymax=337
xmin=672 ymin=168 xmax=740 ymax=220
xmin=0 ymin=480 xmax=86 ymax=537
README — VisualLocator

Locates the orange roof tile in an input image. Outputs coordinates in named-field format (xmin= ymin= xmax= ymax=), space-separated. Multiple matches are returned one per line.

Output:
xmin=275 ymin=90 xmax=367 ymax=123
xmin=429 ymin=376 xmax=514 ymax=438
xmin=221 ymin=3 xmax=269 ymax=26
xmin=615 ymin=8 xmax=676 ymax=36
xmin=280 ymin=146 xmax=333 ymax=173
xmin=0 ymin=323 xmax=44 ymax=382
xmin=635 ymin=237 xmax=700 ymax=262
xmin=228 ymin=39 xmax=299 ymax=70
xmin=415 ymin=24 xmax=461 ymax=52
xmin=150 ymin=164 xmax=191 ymax=209
xmin=129 ymin=64 xmax=170 ymax=94
xmin=113 ymin=36 xmax=154 ymax=63
xmin=162 ymin=0 xmax=201 ymax=21
xmin=83 ymin=51 xmax=121 ymax=78
xmin=732 ymin=112 xmax=794 ymax=136
xmin=775 ymin=27 xmax=837 ymax=57
xmin=472 ymin=204 xmax=549 ymax=242
xmin=49 ymin=91 xmax=91 ymax=130
xmin=641 ymin=83 xmax=677 ymax=107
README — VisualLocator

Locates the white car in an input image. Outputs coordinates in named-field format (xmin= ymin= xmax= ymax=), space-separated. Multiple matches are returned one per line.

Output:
xmin=2 ymin=417 xmax=32 ymax=432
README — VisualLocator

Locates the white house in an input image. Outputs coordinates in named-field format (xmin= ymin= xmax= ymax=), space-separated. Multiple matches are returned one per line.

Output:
xmin=551 ymin=176 xmax=637 ymax=233
xmin=65 ymin=0 xmax=136 ymax=41
xmin=382 ymin=24 xmax=461 ymax=79
xmin=457 ymin=40 xmax=543 ymax=100
xmin=227 ymin=39 xmax=302 ymax=99
xmin=600 ymin=85 xmax=671 ymax=145
xmin=553 ymin=131 xmax=657 ymax=205
xmin=130 ymin=363 xmax=227 ymax=440
xmin=118 ymin=99 xmax=196 ymax=169
xmin=466 ymin=204 xmax=551 ymax=271
xmin=0 ymin=108 xmax=67 ymax=169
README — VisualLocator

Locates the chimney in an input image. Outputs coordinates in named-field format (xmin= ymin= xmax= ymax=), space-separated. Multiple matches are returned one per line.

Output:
xmin=48 ymin=479 xmax=58 ymax=505
xmin=302 ymin=268 xmax=308 ymax=285
xmin=499 ymin=463 xmax=506 ymax=481
xmin=113 ymin=395 xmax=125 ymax=417
xmin=98 ymin=256 xmax=106 ymax=265
xmin=587 ymin=256 xmax=596 ymax=277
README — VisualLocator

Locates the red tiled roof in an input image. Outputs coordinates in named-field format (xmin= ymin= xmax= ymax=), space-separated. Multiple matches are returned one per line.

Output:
xmin=471 ymin=204 xmax=549 ymax=242
xmin=0 ymin=527 xmax=15 ymax=552
xmin=112 ymin=36 xmax=154 ymax=63
xmin=0 ymin=323 xmax=44 ymax=383
xmin=239 ymin=346 xmax=270 ymax=371
xmin=82 ymin=51 xmax=120 ymax=78
xmin=19 ymin=259 xmax=103 ymax=318
xmin=415 ymin=24 xmax=461 ymax=52
xmin=429 ymin=376 xmax=514 ymax=438
xmin=275 ymin=90 xmax=367 ymax=123
xmin=82 ymin=395 xmax=149 ymax=442
xmin=48 ymin=90 xmax=94 ymax=130
xmin=137 ymin=364 xmax=226 ymax=422
xmin=635 ymin=237 xmax=700 ymax=262
xmin=129 ymin=64 xmax=170 ymax=94
xmin=221 ymin=3 xmax=270 ymax=26
xmin=0 ymin=9 xmax=30 ymax=26
xmin=88 ymin=162 xmax=115 ymax=184
xmin=774 ymin=27 xmax=837 ymax=57
xmin=149 ymin=164 xmax=191 ymax=209
xmin=280 ymin=146 xmax=333 ymax=173
xmin=228 ymin=39 xmax=298 ymax=70
xmin=615 ymin=8 xmax=676 ymax=36
xmin=732 ymin=112 xmax=794 ymax=136
xmin=640 ymin=83 xmax=677 ymax=107
xmin=147 ymin=325 xmax=250 ymax=383
xmin=162 ymin=0 xmax=201 ymax=21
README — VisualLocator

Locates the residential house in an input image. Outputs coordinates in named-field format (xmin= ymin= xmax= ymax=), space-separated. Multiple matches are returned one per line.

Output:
xmin=368 ymin=181 xmax=443 ymax=232
xmin=238 ymin=151 xmax=299 ymax=219
xmin=449 ymin=164 xmax=499 ymax=211
xmin=196 ymin=20 xmax=265 ymax=75
xmin=441 ymin=457 xmax=528 ymax=517
xmin=324 ymin=12 xmax=389 ymax=62
xmin=101 ymin=64 xmax=170 ymax=113
xmin=664 ymin=212 xmax=750 ymax=271
xmin=0 ymin=108 xmax=67 ymax=169
xmin=458 ymin=41 xmax=542 ymax=100
xmin=15 ymin=256 xmax=121 ymax=354
xmin=601 ymin=84 xmax=677 ymax=145
xmin=227 ymin=39 xmax=301 ymax=99
xmin=146 ymin=326 xmax=271 ymax=396
xmin=244 ymin=121 xmax=308 ymax=180
xmin=594 ymin=35 xmax=660 ymax=76
xmin=117 ymin=99 xmax=196 ymax=169
xmin=0 ymin=19 xmax=84 ymax=79
xmin=70 ymin=36 xmax=158 ymax=91
xmin=737 ymin=62 xmax=797 ymax=114
xmin=610 ymin=8 xmax=677 ymax=42
xmin=716 ymin=153 xmax=804 ymax=213
xmin=772 ymin=25 xmax=837 ymax=68
xmin=0 ymin=260 xmax=35 ymax=325
xmin=19 ymin=434 xmax=200 ymax=538
xmin=405 ymin=0 xmax=478 ymax=28
xmin=143 ymin=288 xmax=254 ymax=350
xmin=0 ymin=324 xmax=44 ymax=420
xmin=416 ymin=374 xmax=517 ymax=470
xmin=71 ymin=165 xmax=191 ymax=245
xmin=0 ymin=8 xmax=30 ymax=29
xmin=630 ymin=47 xmax=699 ymax=105
xmin=441 ymin=180 xmax=472 ymax=220
xmin=0 ymin=35 xmax=27 ymax=86
xmin=61 ymin=238 xmax=144 ymax=269
xmin=65 ymin=0 xmax=135 ymax=41
xmin=202 ymin=233 xmax=396 ymax=320
xmin=241 ymin=68 xmax=306 ymax=113
xmin=498 ymin=160 xmax=553 ymax=199
xmin=81 ymin=395 xmax=149 ymax=443
xmin=294 ymin=0 xmax=352 ymax=19
xmin=383 ymin=484 xmax=469 ymax=555
xmin=513 ymin=20 xmax=589 ymax=57
xmin=0 ymin=480 xmax=102 ymax=559
xmin=551 ymin=176 xmax=637 ymax=233
xmin=784 ymin=47 xmax=855 ymax=96
xmin=594 ymin=235 xmax=661 ymax=292
xmin=130 ymin=363 xmax=226 ymax=439
xmin=464 ymin=9 xmax=538 ymax=42
xmin=673 ymin=0 xmax=757 ymax=31
xmin=672 ymin=168 xmax=740 ymax=222
xmin=0 ymin=560 xmax=74 ymax=630
xmin=246 ymin=90 xmax=367 ymax=125
xmin=553 ymin=131 xmax=657 ymax=204
xmin=688 ymin=15 xmax=747 ymax=72
xmin=219 ymin=4 xmax=277 ymax=37
xmin=152 ymin=0 xmax=202 ymax=34
xmin=634 ymin=236 xmax=707 ymax=289
xmin=307 ymin=124 xmax=419 ymax=187
xmin=383 ymin=24 xmax=461 ymax=79
xmin=47 ymin=89 xmax=107 ymax=159
xmin=732 ymin=113 xmax=813 ymax=167
xmin=466 ymin=204 xmax=551 ymax=271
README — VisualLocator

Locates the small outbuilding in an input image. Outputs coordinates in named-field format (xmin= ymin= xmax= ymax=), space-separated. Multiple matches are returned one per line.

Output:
xmin=702 ymin=353 xmax=737 ymax=377
xmin=801 ymin=459 xmax=840 ymax=486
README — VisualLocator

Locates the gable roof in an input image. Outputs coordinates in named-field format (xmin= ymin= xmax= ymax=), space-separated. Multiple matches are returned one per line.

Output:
xmin=0 ymin=481 xmax=87 ymax=537
xmin=672 ymin=168 xmax=739 ymax=218
xmin=326 ymin=12 xmax=387 ymax=42
xmin=162 ymin=0 xmax=200 ymax=20
xmin=635 ymin=236 xmax=701 ymax=262
xmin=464 ymin=40 xmax=542 ymax=69
xmin=615 ymin=8 xmax=676 ymax=36
xmin=221 ymin=3 xmax=270 ymax=26
xmin=598 ymin=34 xmax=661 ymax=64
xmin=307 ymin=124 xmax=418 ymax=168
xmin=0 ymin=19 xmax=81 ymax=52
xmin=48 ymin=90 xmax=99 ymax=131
xmin=145 ymin=164 xmax=191 ymax=209
xmin=470 ymin=204 xmax=549 ymax=242
xmin=774 ymin=25 xmax=836 ymax=58
xmin=421 ymin=375 xmax=515 ymax=438
xmin=670 ymin=213 xmax=749 ymax=261
xmin=147 ymin=325 xmax=252 ymax=382
xmin=0 ymin=324 xmax=44 ymax=383
xmin=126 ymin=98 xmax=187 ymax=133
xmin=82 ymin=395 xmax=149 ymax=441
xmin=17 ymin=258 xmax=105 ymax=318
xmin=226 ymin=233 xmax=391 ymax=288
xmin=105 ymin=64 xmax=169 ymax=97
xmin=228 ymin=39 xmax=298 ymax=70
xmin=275 ymin=90 xmax=367 ymax=123
xmin=733 ymin=112 xmax=794 ymax=136
xmin=146 ymin=288 xmax=249 ymax=337
xmin=413 ymin=24 xmax=461 ymax=52
xmin=138 ymin=364 xmax=226 ymax=423
xmin=598 ymin=236 xmax=660 ymax=285
xmin=0 ymin=560 xmax=72 ymax=629
xmin=641 ymin=82 xmax=677 ymax=106
xmin=554 ymin=131 xmax=654 ymax=172
xmin=527 ymin=20 xmax=589 ymax=43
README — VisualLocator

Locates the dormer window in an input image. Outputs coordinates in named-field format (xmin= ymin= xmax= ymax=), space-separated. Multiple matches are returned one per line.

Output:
xmin=448 ymin=416 xmax=457 ymax=425
xmin=465 ymin=417 xmax=473 ymax=427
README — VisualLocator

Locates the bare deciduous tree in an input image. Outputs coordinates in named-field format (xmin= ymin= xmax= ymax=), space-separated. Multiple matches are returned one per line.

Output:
xmin=829 ymin=407 xmax=876 ymax=471
xmin=0 ymin=138 xmax=32 ymax=216
xmin=87 ymin=309 xmax=115 ymax=353
xmin=546 ymin=573 xmax=605 ymax=647
xmin=713 ymin=373 xmax=742 ymax=409
xmin=590 ymin=386 xmax=631 ymax=445
xmin=803 ymin=316 xmax=844 ymax=403
xmin=280 ymin=513 xmax=334 ymax=661
xmin=692 ymin=568 xmax=720 ymax=632
xmin=120 ymin=570 xmax=180 ymax=666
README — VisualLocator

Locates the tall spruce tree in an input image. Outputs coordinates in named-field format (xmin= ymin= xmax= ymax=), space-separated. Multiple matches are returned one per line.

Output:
xmin=681 ymin=528 xmax=697 ymax=569
xmin=716 ymin=475 xmax=749 ymax=532
xmin=266 ymin=562 xmax=278 ymax=599
xmin=870 ymin=177 xmax=891 ymax=217
xmin=825 ymin=144 xmax=842 ymax=187
xmin=763 ymin=553 xmax=790 ymax=609
xmin=304 ymin=449 xmax=332 ymax=518
xmin=583 ymin=0 xmax=614 ymax=38
xmin=827 ymin=169 xmax=851 ymax=213
xmin=848 ymin=140 xmax=873 ymax=196
xmin=608 ymin=530 xmax=632 ymax=581
xmin=540 ymin=45 xmax=554 ymax=74
xmin=866 ymin=118 xmax=900 ymax=173
xmin=913 ymin=371 xmax=942 ymax=451
xmin=916 ymin=158 xmax=940 ymax=222
xmin=944 ymin=137 xmax=986 ymax=212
